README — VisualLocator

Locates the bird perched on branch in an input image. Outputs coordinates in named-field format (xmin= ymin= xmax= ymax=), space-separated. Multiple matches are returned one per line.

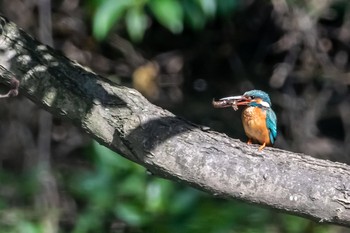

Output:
xmin=213 ymin=90 xmax=277 ymax=151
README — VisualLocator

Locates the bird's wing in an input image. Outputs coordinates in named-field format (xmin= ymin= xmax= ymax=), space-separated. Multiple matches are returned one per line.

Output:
xmin=266 ymin=109 xmax=277 ymax=144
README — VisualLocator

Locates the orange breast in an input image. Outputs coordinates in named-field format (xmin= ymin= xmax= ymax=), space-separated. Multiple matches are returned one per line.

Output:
xmin=241 ymin=106 xmax=271 ymax=145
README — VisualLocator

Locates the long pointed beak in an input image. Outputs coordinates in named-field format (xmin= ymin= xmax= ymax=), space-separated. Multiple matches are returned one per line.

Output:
xmin=212 ymin=95 xmax=250 ymax=108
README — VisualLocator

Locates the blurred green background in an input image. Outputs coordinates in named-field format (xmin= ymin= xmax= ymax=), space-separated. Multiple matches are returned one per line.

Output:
xmin=0 ymin=0 xmax=350 ymax=232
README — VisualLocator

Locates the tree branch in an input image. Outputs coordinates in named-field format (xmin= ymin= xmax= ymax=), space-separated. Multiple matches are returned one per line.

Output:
xmin=1 ymin=15 xmax=350 ymax=227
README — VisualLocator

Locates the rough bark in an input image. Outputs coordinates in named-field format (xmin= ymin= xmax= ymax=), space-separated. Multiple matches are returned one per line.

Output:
xmin=1 ymin=15 xmax=350 ymax=227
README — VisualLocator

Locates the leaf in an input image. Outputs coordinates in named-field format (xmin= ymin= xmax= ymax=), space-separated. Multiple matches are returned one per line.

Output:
xmin=118 ymin=173 xmax=146 ymax=197
xmin=197 ymin=0 xmax=217 ymax=18
xmin=115 ymin=203 xmax=147 ymax=226
xmin=168 ymin=189 xmax=199 ymax=215
xmin=149 ymin=0 xmax=183 ymax=33
xmin=145 ymin=178 xmax=176 ymax=213
xmin=16 ymin=221 xmax=41 ymax=233
xmin=183 ymin=1 xmax=206 ymax=30
xmin=92 ymin=140 xmax=131 ymax=171
xmin=93 ymin=0 xmax=130 ymax=40
xmin=126 ymin=7 xmax=148 ymax=42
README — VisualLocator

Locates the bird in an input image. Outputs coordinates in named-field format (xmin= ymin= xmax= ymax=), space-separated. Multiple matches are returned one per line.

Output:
xmin=213 ymin=90 xmax=277 ymax=151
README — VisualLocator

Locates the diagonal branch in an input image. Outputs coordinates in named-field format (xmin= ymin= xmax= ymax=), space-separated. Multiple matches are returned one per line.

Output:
xmin=1 ymin=15 xmax=350 ymax=227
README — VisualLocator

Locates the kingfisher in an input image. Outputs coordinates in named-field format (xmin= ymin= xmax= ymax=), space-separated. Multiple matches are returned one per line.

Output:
xmin=213 ymin=90 xmax=277 ymax=150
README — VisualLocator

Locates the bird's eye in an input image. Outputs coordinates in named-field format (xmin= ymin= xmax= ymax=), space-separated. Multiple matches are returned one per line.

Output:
xmin=250 ymin=96 xmax=255 ymax=99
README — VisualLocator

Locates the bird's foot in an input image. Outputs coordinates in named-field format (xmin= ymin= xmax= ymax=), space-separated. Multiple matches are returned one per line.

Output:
xmin=258 ymin=143 xmax=266 ymax=151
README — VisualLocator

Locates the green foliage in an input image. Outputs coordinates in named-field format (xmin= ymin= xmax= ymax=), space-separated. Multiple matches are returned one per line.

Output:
xmin=0 ymin=141 xmax=345 ymax=232
xmin=87 ymin=0 xmax=240 ymax=42
xmin=68 ymin=141 xmax=275 ymax=232
xmin=149 ymin=0 xmax=184 ymax=33
xmin=92 ymin=0 xmax=132 ymax=40
xmin=126 ymin=7 xmax=148 ymax=42
xmin=65 ymin=142 xmax=338 ymax=233
xmin=0 ymin=172 xmax=43 ymax=233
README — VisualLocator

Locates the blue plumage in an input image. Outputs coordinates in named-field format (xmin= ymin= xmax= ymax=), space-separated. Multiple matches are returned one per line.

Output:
xmin=266 ymin=109 xmax=277 ymax=144
xmin=243 ymin=90 xmax=272 ymax=106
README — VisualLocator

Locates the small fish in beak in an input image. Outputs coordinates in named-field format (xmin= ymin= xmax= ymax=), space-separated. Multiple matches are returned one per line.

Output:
xmin=212 ymin=95 xmax=250 ymax=111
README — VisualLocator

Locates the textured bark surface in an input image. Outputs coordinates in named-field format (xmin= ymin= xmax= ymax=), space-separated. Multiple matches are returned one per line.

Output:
xmin=1 ymin=15 xmax=350 ymax=227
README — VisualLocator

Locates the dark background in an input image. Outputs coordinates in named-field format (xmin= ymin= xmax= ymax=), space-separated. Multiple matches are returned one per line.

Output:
xmin=0 ymin=0 xmax=349 ymax=232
